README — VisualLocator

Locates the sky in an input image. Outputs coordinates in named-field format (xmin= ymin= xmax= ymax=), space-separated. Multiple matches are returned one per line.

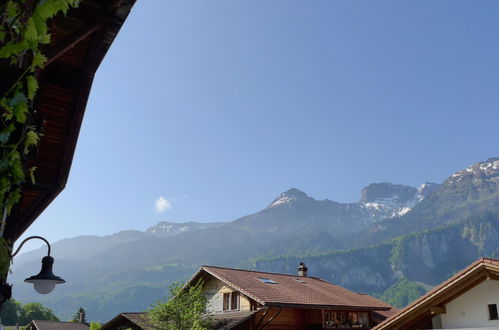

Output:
xmin=18 ymin=0 xmax=499 ymax=248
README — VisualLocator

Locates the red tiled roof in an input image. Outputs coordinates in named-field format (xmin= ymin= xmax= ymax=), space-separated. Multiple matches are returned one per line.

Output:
xmin=373 ymin=257 xmax=499 ymax=329
xmin=30 ymin=320 xmax=89 ymax=330
xmin=200 ymin=266 xmax=391 ymax=310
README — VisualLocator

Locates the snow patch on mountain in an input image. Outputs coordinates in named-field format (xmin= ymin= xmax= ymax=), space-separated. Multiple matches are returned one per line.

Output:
xmin=360 ymin=182 xmax=440 ymax=220
xmin=147 ymin=221 xmax=224 ymax=238
xmin=447 ymin=158 xmax=499 ymax=184
xmin=267 ymin=188 xmax=309 ymax=208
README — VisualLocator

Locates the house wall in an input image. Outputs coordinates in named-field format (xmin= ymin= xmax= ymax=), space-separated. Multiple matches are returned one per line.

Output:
xmin=439 ymin=279 xmax=499 ymax=328
xmin=202 ymin=276 xmax=252 ymax=313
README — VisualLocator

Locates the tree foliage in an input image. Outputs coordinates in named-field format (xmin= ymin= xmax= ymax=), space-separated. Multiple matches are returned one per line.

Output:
xmin=71 ymin=306 xmax=86 ymax=323
xmin=376 ymin=278 xmax=427 ymax=308
xmin=149 ymin=281 xmax=213 ymax=330
xmin=89 ymin=322 xmax=102 ymax=330
xmin=0 ymin=298 xmax=22 ymax=325
xmin=0 ymin=299 xmax=59 ymax=326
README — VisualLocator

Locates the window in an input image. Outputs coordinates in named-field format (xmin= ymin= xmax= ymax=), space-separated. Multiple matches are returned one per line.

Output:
xmin=223 ymin=292 xmax=239 ymax=311
xmin=323 ymin=311 xmax=369 ymax=328
xmin=257 ymin=277 xmax=278 ymax=284
xmin=223 ymin=293 xmax=230 ymax=311
xmin=489 ymin=304 xmax=498 ymax=320
xmin=231 ymin=292 xmax=239 ymax=310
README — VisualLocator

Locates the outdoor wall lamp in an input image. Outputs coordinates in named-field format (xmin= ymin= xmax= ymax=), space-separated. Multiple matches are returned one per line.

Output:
xmin=11 ymin=236 xmax=65 ymax=294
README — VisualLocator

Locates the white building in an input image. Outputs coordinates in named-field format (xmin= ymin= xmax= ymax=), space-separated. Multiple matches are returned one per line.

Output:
xmin=373 ymin=258 xmax=499 ymax=330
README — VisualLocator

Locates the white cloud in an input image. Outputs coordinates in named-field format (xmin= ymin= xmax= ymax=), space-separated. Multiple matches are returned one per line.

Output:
xmin=155 ymin=197 xmax=172 ymax=213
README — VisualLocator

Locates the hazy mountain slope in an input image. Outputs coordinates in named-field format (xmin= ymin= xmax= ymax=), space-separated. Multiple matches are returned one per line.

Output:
xmin=14 ymin=230 xmax=151 ymax=265
xmin=9 ymin=158 xmax=498 ymax=322
xmin=254 ymin=212 xmax=499 ymax=294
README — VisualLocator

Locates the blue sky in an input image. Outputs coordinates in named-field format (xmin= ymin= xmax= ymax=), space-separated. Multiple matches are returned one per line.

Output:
xmin=20 ymin=0 xmax=499 ymax=245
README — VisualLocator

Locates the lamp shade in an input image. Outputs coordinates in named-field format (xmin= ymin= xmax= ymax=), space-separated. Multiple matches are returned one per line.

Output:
xmin=24 ymin=256 xmax=65 ymax=294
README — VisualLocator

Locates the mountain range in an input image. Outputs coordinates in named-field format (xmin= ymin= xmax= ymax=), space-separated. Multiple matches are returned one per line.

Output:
xmin=9 ymin=157 xmax=499 ymax=322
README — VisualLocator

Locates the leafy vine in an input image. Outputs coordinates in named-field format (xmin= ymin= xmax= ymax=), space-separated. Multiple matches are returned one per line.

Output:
xmin=0 ymin=0 xmax=79 ymax=274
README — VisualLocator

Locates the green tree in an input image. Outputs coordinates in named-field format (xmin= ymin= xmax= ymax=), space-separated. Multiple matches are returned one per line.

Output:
xmin=377 ymin=278 xmax=428 ymax=308
xmin=71 ymin=307 xmax=86 ymax=323
xmin=0 ymin=299 xmax=22 ymax=325
xmin=149 ymin=281 xmax=212 ymax=330
xmin=18 ymin=302 xmax=59 ymax=326
xmin=89 ymin=322 xmax=102 ymax=330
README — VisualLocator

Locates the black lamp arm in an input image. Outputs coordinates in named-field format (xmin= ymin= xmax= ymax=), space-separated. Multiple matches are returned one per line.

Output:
xmin=11 ymin=236 xmax=51 ymax=259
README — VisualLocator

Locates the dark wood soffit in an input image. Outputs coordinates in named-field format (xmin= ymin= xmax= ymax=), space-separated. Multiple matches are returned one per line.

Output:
xmin=3 ymin=0 xmax=137 ymax=243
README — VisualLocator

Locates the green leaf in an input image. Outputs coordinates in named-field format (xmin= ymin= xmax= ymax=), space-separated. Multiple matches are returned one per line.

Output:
xmin=32 ymin=52 xmax=47 ymax=69
xmin=9 ymin=92 xmax=29 ymax=123
xmin=9 ymin=152 xmax=24 ymax=182
xmin=33 ymin=14 xmax=49 ymax=39
xmin=27 ymin=75 xmax=39 ymax=100
xmin=0 ymin=41 xmax=29 ymax=59
xmin=0 ymin=123 xmax=16 ymax=144
xmin=24 ymin=130 xmax=40 ymax=154
xmin=9 ymin=92 xmax=28 ymax=107
xmin=36 ymin=0 xmax=61 ymax=19
xmin=6 ymin=2 xmax=21 ymax=24
xmin=25 ymin=17 xmax=38 ymax=41
xmin=5 ymin=188 xmax=21 ymax=215
xmin=13 ymin=102 xmax=28 ymax=123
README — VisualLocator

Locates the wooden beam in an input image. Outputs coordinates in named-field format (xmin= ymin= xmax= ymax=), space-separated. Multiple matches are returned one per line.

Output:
xmin=430 ymin=306 xmax=446 ymax=315
xmin=484 ymin=271 xmax=499 ymax=281
xmin=44 ymin=20 xmax=102 ymax=66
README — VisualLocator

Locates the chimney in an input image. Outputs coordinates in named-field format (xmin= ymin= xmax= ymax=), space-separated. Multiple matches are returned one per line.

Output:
xmin=298 ymin=262 xmax=308 ymax=277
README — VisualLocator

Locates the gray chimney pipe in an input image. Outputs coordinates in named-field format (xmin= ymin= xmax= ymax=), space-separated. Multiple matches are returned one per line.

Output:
xmin=298 ymin=262 xmax=308 ymax=277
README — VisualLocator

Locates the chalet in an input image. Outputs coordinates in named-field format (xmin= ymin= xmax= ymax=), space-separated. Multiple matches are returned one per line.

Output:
xmin=25 ymin=320 xmax=89 ymax=330
xmin=190 ymin=262 xmax=397 ymax=329
xmin=373 ymin=257 xmax=499 ymax=330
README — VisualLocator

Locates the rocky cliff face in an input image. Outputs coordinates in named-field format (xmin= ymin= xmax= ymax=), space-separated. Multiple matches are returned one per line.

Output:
xmin=360 ymin=182 xmax=418 ymax=205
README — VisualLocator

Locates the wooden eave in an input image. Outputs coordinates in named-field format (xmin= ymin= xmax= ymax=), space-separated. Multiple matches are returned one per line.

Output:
xmin=3 ymin=0 xmax=136 ymax=243
xmin=373 ymin=258 xmax=499 ymax=330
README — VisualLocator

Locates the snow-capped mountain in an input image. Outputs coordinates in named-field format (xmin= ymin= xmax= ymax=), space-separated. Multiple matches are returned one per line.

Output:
xmin=360 ymin=182 xmax=440 ymax=219
xmin=447 ymin=157 xmax=499 ymax=184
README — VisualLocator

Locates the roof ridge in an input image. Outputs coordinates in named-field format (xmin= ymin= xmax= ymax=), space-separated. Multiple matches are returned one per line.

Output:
xmin=202 ymin=265 xmax=320 ymax=279
xmin=34 ymin=320 xmax=84 ymax=323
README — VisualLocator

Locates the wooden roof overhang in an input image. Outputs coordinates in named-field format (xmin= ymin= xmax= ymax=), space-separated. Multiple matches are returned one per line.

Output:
xmin=2 ymin=0 xmax=137 ymax=243
xmin=373 ymin=258 xmax=499 ymax=330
